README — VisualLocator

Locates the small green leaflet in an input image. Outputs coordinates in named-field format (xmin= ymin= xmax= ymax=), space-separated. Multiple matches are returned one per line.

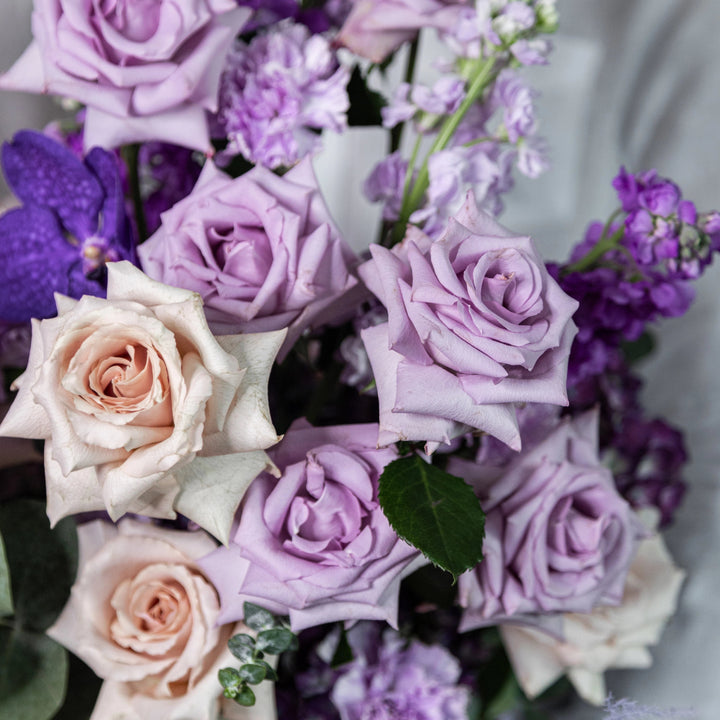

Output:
xmin=378 ymin=455 xmax=485 ymax=581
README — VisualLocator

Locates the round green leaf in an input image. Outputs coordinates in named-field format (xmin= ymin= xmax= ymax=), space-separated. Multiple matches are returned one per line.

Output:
xmin=233 ymin=685 xmax=256 ymax=707
xmin=242 ymin=603 xmax=275 ymax=632
xmin=0 ymin=627 xmax=68 ymax=720
xmin=238 ymin=663 xmax=266 ymax=685
xmin=227 ymin=633 xmax=255 ymax=663
xmin=256 ymin=627 xmax=298 ymax=655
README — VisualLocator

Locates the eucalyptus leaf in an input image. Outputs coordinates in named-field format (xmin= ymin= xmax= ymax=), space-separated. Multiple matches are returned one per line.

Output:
xmin=228 ymin=634 xmax=255 ymax=663
xmin=238 ymin=663 xmax=266 ymax=685
xmin=378 ymin=455 xmax=485 ymax=580
xmin=0 ymin=500 xmax=77 ymax=632
xmin=254 ymin=659 xmax=278 ymax=682
xmin=0 ymin=530 xmax=13 ymax=616
xmin=218 ymin=667 xmax=242 ymax=693
xmin=256 ymin=627 xmax=298 ymax=655
xmin=233 ymin=685 xmax=256 ymax=707
xmin=242 ymin=602 xmax=275 ymax=632
xmin=0 ymin=627 xmax=67 ymax=720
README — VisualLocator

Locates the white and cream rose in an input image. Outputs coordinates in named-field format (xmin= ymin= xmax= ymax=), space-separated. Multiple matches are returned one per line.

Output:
xmin=0 ymin=262 xmax=284 ymax=542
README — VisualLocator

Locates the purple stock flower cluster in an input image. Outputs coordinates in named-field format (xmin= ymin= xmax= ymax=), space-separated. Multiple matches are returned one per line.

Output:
xmin=215 ymin=21 xmax=350 ymax=169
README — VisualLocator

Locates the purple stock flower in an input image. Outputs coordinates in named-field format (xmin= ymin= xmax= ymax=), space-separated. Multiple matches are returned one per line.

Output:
xmin=216 ymin=21 xmax=349 ymax=169
xmin=453 ymin=411 xmax=643 ymax=630
xmin=330 ymin=624 xmax=470 ymax=720
xmin=200 ymin=421 xmax=425 ymax=632
xmin=491 ymin=69 xmax=538 ymax=143
xmin=0 ymin=131 xmax=135 ymax=323
xmin=363 ymin=151 xmax=409 ymax=222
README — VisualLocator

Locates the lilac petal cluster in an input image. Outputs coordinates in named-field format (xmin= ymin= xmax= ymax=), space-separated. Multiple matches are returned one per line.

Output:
xmin=330 ymin=625 xmax=470 ymax=720
xmin=613 ymin=167 xmax=720 ymax=279
xmin=200 ymin=421 xmax=425 ymax=632
xmin=453 ymin=411 xmax=643 ymax=630
xmin=0 ymin=131 xmax=135 ymax=323
xmin=382 ymin=76 xmax=465 ymax=132
xmin=363 ymin=151 xmax=409 ymax=222
xmin=215 ymin=21 xmax=349 ymax=169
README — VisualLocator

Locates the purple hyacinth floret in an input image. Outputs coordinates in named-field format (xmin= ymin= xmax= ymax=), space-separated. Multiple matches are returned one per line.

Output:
xmin=331 ymin=625 xmax=470 ymax=720
xmin=216 ymin=20 xmax=349 ymax=169
xmin=0 ymin=130 xmax=136 ymax=323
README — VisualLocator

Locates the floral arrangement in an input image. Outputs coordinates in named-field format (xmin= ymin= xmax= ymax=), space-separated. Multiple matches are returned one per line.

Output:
xmin=0 ymin=1 xmax=711 ymax=719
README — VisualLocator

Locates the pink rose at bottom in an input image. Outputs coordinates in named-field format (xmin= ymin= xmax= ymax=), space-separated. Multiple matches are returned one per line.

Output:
xmin=200 ymin=421 xmax=427 ymax=632
xmin=500 ymin=526 xmax=686 ymax=705
xmin=47 ymin=520 xmax=274 ymax=720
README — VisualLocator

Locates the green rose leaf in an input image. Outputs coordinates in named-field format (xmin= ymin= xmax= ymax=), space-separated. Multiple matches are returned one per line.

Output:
xmin=242 ymin=602 xmax=276 ymax=632
xmin=0 ymin=627 xmax=68 ymax=720
xmin=378 ymin=455 xmax=485 ymax=580
xmin=0 ymin=500 xmax=77 ymax=632
xmin=255 ymin=627 xmax=298 ymax=655
xmin=0 ymin=530 xmax=13 ymax=617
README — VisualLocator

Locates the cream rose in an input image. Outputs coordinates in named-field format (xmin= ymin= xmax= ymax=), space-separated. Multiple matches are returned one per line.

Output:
xmin=0 ymin=262 xmax=285 ymax=543
xmin=47 ymin=520 xmax=277 ymax=720
xmin=499 ymin=528 xmax=686 ymax=706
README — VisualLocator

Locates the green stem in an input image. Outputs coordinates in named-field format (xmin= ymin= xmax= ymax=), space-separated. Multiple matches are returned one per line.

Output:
xmin=390 ymin=36 xmax=420 ymax=154
xmin=390 ymin=55 xmax=498 ymax=245
xmin=121 ymin=144 xmax=147 ymax=244
xmin=562 ymin=225 xmax=626 ymax=275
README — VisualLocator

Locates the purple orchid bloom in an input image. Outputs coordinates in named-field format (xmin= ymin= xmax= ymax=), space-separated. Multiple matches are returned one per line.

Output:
xmin=0 ymin=130 xmax=136 ymax=323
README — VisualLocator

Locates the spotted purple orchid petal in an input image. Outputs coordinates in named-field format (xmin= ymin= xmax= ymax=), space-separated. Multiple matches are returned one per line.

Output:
xmin=0 ymin=130 xmax=136 ymax=323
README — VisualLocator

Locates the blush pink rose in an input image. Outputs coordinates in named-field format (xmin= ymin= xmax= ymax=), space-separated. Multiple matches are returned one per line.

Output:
xmin=0 ymin=1 xmax=251 ymax=152
xmin=358 ymin=195 xmax=578 ymax=451
xmin=138 ymin=159 xmax=360 ymax=360
xmin=47 ymin=519 xmax=277 ymax=720
xmin=337 ymin=0 xmax=470 ymax=63
xmin=0 ymin=262 xmax=284 ymax=543
xmin=200 ymin=420 xmax=427 ymax=632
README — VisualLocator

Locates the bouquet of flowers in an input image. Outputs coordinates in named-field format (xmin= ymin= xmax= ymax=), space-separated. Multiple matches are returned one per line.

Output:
xmin=0 ymin=1 xmax=712 ymax=719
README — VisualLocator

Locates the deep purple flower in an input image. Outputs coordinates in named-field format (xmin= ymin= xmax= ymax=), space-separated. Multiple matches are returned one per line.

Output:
xmin=330 ymin=624 xmax=470 ymax=720
xmin=0 ymin=131 xmax=135 ymax=323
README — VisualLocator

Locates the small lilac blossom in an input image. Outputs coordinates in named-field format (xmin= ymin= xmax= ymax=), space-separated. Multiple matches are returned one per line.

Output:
xmin=491 ymin=1 xmax=537 ymax=42
xmin=603 ymin=696 xmax=696 ymax=720
xmin=363 ymin=151 xmax=409 ymax=222
xmin=200 ymin=421 xmax=426 ymax=631
xmin=0 ymin=131 xmax=136 ymax=323
xmin=0 ymin=1 xmax=251 ymax=152
xmin=216 ymin=21 xmax=349 ymax=169
xmin=336 ymin=0 xmax=470 ymax=64
xmin=330 ymin=626 xmax=470 ymax=720
xmin=454 ymin=411 xmax=644 ymax=630
xmin=339 ymin=303 xmax=387 ymax=393
xmin=517 ymin=135 xmax=550 ymax=178
xmin=382 ymin=76 xmax=465 ymax=132
xmin=358 ymin=196 xmax=578 ymax=452
xmin=510 ymin=37 xmax=553 ymax=65
xmin=138 ymin=159 xmax=358 ymax=359
xmin=491 ymin=69 xmax=538 ymax=143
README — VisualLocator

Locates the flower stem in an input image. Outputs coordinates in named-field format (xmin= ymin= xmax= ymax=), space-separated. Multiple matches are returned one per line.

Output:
xmin=390 ymin=55 xmax=498 ymax=246
xmin=562 ymin=225 xmax=626 ymax=275
xmin=122 ymin=144 xmax=147 ymax=243
xmin=390 ymin=36 xmax=420 ymax=155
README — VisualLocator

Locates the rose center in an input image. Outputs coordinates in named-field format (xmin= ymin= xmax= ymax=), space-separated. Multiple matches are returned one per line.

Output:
xmin=99 ymin=0 xmax=163 ymax=42
xmin=94 ymin=344 xmax=153 ymax=400
xmin=208 ymin=224 xmax=273 ymax=285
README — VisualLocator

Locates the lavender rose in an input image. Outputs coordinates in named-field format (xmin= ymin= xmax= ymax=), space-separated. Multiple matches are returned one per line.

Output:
xmin=139 ymin=159 xmax=359 ymax=359
xmin=0 ymin=1 xmax=251 ymax=151
xmin=358 ymin=195 xmax=578 ymax=450
xmin=200 ymin=421 xmax=426 ymax=632
xmin=452 ymin=412 xmax=644 ymax=630
xmin=337 ymin=0 xmax=469 ymax=63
